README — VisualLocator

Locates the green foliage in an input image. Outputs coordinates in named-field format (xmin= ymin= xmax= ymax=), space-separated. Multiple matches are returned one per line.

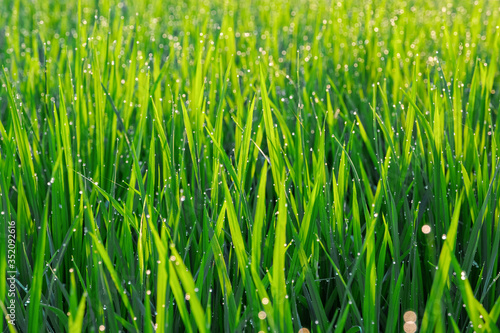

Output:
xmin=0 ymin=0 xmax=500 ymax=332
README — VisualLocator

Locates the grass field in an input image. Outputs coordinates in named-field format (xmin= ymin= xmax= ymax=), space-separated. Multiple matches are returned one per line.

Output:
xmin=1 ymin=0 xmax=500 ymax=332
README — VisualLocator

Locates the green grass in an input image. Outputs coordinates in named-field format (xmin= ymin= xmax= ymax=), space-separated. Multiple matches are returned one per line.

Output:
xmin=1 ymin=0 xmax=500 ymax=332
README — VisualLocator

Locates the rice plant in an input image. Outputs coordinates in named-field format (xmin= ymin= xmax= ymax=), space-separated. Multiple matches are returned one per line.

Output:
xmin=1 ymin=0 xmax=500 ymax=332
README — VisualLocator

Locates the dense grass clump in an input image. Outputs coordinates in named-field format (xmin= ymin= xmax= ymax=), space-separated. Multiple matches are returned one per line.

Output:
xmin=1 ymin=0 xmax=500 ymax=332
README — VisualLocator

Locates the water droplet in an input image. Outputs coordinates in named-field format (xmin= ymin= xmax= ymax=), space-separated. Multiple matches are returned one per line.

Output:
xmin=421 ymin=225 xmax=431 ymax=234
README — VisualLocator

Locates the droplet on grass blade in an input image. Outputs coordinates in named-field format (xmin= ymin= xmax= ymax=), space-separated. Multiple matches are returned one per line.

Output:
xmin=403 ymin=322 xmax=417 ymax=333
xmin=403 ymin=310 xmax=417 ymax=322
